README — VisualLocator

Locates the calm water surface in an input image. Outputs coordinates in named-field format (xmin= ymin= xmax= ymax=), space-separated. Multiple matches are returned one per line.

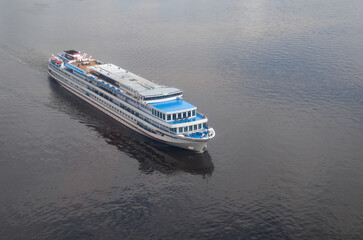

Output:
xmin=0 ymin=0 xmax=362 ymax=239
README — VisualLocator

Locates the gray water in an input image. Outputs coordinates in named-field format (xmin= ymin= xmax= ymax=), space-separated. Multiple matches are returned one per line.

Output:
xmin=0 ymin=0 xmax=362 ymax=239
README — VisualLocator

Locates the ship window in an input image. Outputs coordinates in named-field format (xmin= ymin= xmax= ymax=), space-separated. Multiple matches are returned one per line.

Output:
xmin=162 ymin=113 xmax=165 ymax=120
xmin=184 ymin=127 xmax=188 ymax=132
xmin=178 ymin=113 xmax=182 ymax=119
xmin=188 ymin=111 xmax=191 ymax=117
xmin=183 ymin=112 xmax=186 ymax=118
xmin=157 ymin=111 xmax=160 ymax=118
xmin=173 ymin=114 xmax=176 ymax=120
xmin=167 ymin=114 xmax=171 ymax=121
xmin=194 ymin=125 xmax=197 ymax=130
xmin=192 ymin=110 xmax=196 ymax=116
xmin=198 ymin=123 xmax=201 ymax=129
xmin=189 ymin=126 xmax=192 ymax=131
xmin=179 ymin=127 xmax=183 ymax=133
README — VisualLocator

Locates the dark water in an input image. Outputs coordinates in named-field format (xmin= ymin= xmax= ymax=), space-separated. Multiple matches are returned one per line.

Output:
xmin=1 ymin=0 xmax=362 ymax=239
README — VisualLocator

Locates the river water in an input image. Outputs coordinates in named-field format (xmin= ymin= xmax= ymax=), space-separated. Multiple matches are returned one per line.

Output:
xmin=0 ymin=0 xmax=362 ymax=239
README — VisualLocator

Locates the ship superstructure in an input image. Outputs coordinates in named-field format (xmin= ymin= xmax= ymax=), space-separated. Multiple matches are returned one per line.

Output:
xmin=48 ymin=50 xmax=215 ymax=152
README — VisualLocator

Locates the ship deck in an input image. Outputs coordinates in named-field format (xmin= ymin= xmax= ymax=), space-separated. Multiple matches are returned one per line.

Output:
xmin=70 ymin=60 xmax=100 ymax=71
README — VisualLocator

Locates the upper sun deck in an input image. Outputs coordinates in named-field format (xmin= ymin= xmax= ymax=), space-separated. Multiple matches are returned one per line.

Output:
xmin=88 ymin=63 xmax=182 ymax=100
xmin=57 ymin=50 xmax=182 ymax=101
xmin=70 ymin=59 xmax=101 ymax=71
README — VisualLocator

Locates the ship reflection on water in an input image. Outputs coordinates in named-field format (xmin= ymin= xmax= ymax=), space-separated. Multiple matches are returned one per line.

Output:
xmin=48 ymin=77 xmax=214 ymax=176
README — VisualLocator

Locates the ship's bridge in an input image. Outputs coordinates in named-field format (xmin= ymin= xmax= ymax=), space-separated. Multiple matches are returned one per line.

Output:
xmin=149 ymin=99 xmax=204 ymax=124
xmin=88 ymin=63 xmax=182 ymax=101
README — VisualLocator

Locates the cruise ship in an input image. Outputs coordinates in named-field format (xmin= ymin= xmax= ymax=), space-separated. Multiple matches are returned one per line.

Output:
xmin=48 ymin=50 xmax=215 ymax=152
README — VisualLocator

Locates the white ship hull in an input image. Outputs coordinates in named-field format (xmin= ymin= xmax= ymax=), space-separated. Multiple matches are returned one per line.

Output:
xmin=48 ymin=68 xmax=209 ymax=152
